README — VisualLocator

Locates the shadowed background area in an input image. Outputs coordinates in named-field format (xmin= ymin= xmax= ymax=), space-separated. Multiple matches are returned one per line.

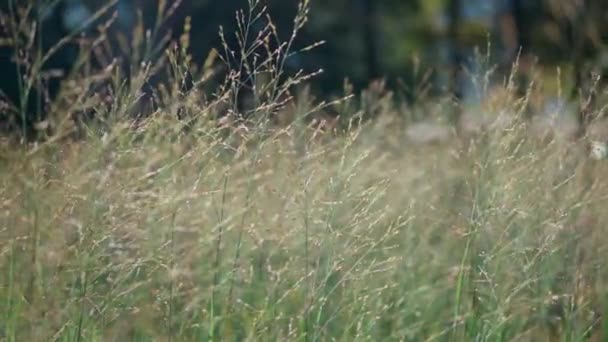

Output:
xmin=1 ymin=0 xmax=608 ymax=136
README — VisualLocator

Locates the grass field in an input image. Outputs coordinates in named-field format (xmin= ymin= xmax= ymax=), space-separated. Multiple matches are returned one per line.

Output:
xmin=2 ymin=96 xmax=608 ymax=341
xmin=2 ymin=1 xmax=608 ymax=341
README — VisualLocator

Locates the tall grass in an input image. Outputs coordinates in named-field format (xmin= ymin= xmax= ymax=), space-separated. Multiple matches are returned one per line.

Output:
xmin=2 ymin=1 xmax=608 ymax=341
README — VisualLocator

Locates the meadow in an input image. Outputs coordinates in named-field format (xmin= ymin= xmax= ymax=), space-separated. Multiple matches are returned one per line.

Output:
xmin=2 ymin=1 xmax=608 ymax=341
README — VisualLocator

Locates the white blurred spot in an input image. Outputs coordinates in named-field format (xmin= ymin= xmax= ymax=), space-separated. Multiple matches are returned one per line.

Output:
xmin=590 ymin=141 xmax=607 ymax=160
xmin=62 ymin=0 xmax=92 ymax=32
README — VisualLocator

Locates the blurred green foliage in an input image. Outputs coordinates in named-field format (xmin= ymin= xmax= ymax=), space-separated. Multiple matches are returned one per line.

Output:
xmin=1 ymin=0 xmax=607 ymax=125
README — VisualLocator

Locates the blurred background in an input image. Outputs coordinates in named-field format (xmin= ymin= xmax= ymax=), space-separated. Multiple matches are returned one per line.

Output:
xmin=1 ymin=0 xmax=608 ymax=126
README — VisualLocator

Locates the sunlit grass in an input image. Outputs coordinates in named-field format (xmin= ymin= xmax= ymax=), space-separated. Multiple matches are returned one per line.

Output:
xmin=2 ymin=1 xmax=608 ymax=341
xmin=2 ymin=101 xmax=608 ymax=340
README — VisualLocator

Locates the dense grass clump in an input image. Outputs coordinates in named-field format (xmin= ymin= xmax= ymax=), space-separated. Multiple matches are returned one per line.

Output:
xmin=3 ymin=93 xmax=608 ymax=341
xmin=2 ymin=1 xmax=608 ymax=341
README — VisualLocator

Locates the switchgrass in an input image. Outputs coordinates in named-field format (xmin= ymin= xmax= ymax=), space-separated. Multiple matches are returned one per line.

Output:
xmin=2 ymin=1 xmax=608 ymax=341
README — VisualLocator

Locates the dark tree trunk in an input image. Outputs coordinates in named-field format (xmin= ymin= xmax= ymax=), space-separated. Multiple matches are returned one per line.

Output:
xmin=447 ymin=0 xmax=461 ymax=98
xmin=571 ymin=1 xmax=592 ymax=134
xmin=361 ymin=0 xmax=379 ymax=80
xmin=447 ymin=0 xmax=462 ymax=125
xmin=502 ymin=0 xmax=526 ymax=98
xmin=511 ymin=0 xmax=525 ymax=51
